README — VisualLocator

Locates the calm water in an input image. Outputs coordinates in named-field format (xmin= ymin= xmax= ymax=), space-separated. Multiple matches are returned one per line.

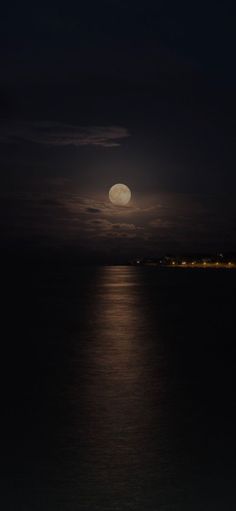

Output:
xmin=2 ymin=266 xmax=236 ymax=510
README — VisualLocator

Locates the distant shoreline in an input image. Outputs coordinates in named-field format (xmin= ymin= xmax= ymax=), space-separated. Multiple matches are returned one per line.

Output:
xmin=130 ymin=263 xmax=236 ymax=269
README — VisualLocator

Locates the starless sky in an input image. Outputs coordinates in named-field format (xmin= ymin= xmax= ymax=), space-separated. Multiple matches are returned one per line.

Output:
xmin=1 ymin=1 xmax=236 ymax=262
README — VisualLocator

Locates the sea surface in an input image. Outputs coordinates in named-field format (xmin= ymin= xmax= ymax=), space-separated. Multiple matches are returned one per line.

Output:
xmin=2 ymin=266 xmax=236 ymax=510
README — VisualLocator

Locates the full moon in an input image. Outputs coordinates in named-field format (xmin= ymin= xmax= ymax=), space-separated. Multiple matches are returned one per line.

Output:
xmin=109 ymin=183 xmax=131 ymax=206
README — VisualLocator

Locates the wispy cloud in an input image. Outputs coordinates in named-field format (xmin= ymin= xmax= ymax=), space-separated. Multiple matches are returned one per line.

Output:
xmin=0 ymin=121 xmax=130 ymax=147
xmin=85 ymin=218 xmax=144 ymax=239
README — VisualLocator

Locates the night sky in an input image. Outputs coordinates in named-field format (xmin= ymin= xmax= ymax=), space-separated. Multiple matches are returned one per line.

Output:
xmin=1 ymin=1 xmax=236 ymax=262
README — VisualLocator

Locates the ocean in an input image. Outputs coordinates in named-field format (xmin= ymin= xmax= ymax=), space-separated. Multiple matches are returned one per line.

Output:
xmin=2 ymin=266 xmax=236 ymax=510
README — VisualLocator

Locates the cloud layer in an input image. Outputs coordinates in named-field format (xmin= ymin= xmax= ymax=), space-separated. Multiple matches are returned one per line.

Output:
xmin=1 ymin=179 xmax=235 ymax=257
xmin=0 ymin=121 xmax=130 ymax=147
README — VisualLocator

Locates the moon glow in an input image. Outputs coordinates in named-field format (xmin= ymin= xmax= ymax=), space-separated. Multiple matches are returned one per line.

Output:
xmin=109 ymin=183 xmax=131 ymax=206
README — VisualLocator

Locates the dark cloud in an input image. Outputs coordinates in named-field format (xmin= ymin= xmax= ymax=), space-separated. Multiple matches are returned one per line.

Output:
xmin=85 ymin=218 xmax=142 ymax=238
xmin=112 ymin=223 xmax=136 ymax=230
xmin=86 ymin=207 xmax=101 ymax=213
xmin=0 ymin=121 xmax=130 ymax=148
